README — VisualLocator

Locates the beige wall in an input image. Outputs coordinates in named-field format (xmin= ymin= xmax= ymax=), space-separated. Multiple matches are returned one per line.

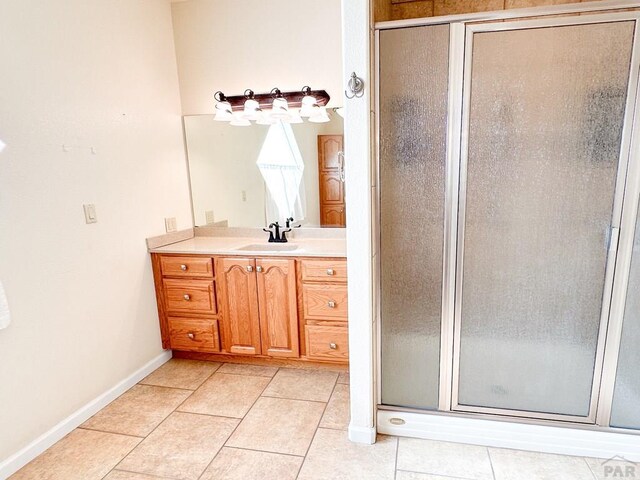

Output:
xmin=375 ymin=0 xmax=592 ymax=22
xmin=171 ymin=0 xmax=343 ymax=115
xmin=0 ymin=0 xmax=192 ymax=462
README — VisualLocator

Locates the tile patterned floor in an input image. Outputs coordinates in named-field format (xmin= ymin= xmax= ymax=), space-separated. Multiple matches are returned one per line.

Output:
xmin=10 ymin=359 xmax=611 ymax=479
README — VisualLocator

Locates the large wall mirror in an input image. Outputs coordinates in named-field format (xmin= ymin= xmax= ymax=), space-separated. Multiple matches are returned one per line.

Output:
xmin=185 ymin=112 xmax=345 ymax=228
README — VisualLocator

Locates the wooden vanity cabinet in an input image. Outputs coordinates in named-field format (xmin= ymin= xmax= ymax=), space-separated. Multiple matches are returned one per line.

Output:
xmin=151 ymin=254 xmax=221 ymax=354
xmin=151 ymin=253 xmax=348 ymax=365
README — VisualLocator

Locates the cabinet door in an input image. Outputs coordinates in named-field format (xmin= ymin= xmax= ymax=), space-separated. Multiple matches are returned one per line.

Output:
xmin=256 ymin=258 xmax=299 ymax=358
xmin=217 ymin=257 xmax=261 ymax=355
xmin=321 ymin=205 xmax=346 ymax=227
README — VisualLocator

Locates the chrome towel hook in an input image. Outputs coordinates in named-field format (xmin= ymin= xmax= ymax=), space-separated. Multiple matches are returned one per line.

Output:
xmin=345 ymin=72 xmax=365 ymax=99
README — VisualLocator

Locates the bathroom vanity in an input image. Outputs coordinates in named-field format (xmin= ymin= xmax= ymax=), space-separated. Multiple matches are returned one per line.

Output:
xmin=149 ymin=234 xmax=348 ymax=366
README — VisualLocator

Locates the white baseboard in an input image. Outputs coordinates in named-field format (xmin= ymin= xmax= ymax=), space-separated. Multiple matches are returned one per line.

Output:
xmin=0 ymin=351 xmax=172 ymax=479
xmin=378 ymin=410 xmax=640 ymax=462
xmin=349 ymin=424 xmax=377 ymax=444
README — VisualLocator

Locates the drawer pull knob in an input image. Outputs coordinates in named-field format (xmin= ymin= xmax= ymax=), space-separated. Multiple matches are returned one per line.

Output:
xmin=256 ymin=266 xmax=263 ymax=273
xmin=183 ymin=294 xmax=191 ymax=301
xmin=246 ymin=265 xmax=254 ymax=272
xmin=327 ymin=269 xmax=335 ymax=276
xmin=328 ymin=300 xmax=336 ymax=308
xmin=180 ymin=264 xmax=188 ymax=271
xmin=329 ymin=342 xmax=337 ymax=350
xmin=187 ymin=332 xmax=195 ymax=339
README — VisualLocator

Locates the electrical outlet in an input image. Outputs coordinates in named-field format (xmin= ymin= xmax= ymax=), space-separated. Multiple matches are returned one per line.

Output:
xmin=83 ymin=204 xmax=97 ymax=224
xmin=165 ymin=217 xmax=177 ymax=233
xmin=205 ymin=210 xmax=215 ymax=224
xmin=242 ymin=190 xmax=247 ymax=202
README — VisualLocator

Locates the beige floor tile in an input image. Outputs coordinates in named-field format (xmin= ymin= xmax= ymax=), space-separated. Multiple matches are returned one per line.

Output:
xmin=337 ymin=371 xmax=350 ymax=384
xmin=117 ymin=412 xmax=238 ymax=480
xmin=10 ymin=429 xmax=140 ymax=480
xmin=81 ymin=385 xmax=191 ymax=437
xmin=297 ymin=429 xmax=397 ymax=480
xmin=586 ymin=456 xmax=639 ymax=480
xmin=217 ymin=362 xmax=278 ymax=377
xmin=397 ymin=438 xmax=493 ymax=480
xmin=226 ymin=397 xmax=325 ymax=456
xmin=489 ymin=448 xmax=599 ymax=480
xmin=200 ymin=447 xmax=303 ymax=480
xmin=319 ymin=383 xmax=350 ymax=430
xmin=261 ymin=368 xmax=338 ymax=402
xmin=396 ymin=472 xmax=470 ymax=480
xmin=104 ymin=471 xmax=171 ymax=479
xmin=178 ymin=373 xmax=270 ymax=418
xmin=139 ymin=359 xmax=220 ymax=390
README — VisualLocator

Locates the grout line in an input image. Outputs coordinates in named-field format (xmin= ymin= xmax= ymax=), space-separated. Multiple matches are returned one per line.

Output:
xmin=583 ymin=456 xmax=600 ymax=480
xmin=223 ymin=445 xmax=306 ymax=459
xmin=106 ymin=466 xmax=177 ymax=479
xmin=104 ymin=384 xmax=198 ymax=478
xmin=76 ymin=427 xmax=145 ymax=440
xmin=396 ymin=470 xmax=481 ymax=480
xmin=393 ymin=436 xmax=399 ymax=480
xmin=295 ymin=375 xmax=339 ymax=479
xmin=196 ymin=367 xmax=283 ymax=480
xmin=487 ymin=447 xmax=497 ymax=480
xmin=173 ymin=410 xmax=246 ymax=421
xmin=259 ymin=394 xmax=330 ymax=404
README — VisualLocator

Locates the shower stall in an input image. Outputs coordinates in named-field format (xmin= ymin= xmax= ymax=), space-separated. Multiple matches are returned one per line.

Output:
xmin=377 ymin=9 xmax=640 ymax=433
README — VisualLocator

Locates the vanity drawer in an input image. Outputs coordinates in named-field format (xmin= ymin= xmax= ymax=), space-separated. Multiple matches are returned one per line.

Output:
xmin=161 ymin=256 xmax=213 ymax=278
xmin=301 ymin=259 xmax=347 ymax=283
xmin=302 ymin=284 xmax=348 ymax=320
xmin=305 ymin=325 xmax=349 ymax=361
xmin=164 ymin=279 xmax=217 ymax=314
xmin=168 ymin=317 xmax=220 ymax=353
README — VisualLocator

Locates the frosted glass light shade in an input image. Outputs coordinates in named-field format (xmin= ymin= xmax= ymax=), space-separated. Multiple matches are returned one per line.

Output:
xmin=270 ymin=97 xmax=290 ymax=119
xmin=300 ymin=95 xmax=318 ymax=117
xmin=256 ymin=112 xmax=277 ymax=125
xmin=288 ymin=110 xmax=303 ymax=124
xmin=214 ymin=100 xmax=233 ymax=121
xmin=308 ymin=106 xmax=330 ymax=123
xmin=230 ymin=113 xmax=251 ymax=126
xmin=241 ymin=98 xmax=261 ymax=120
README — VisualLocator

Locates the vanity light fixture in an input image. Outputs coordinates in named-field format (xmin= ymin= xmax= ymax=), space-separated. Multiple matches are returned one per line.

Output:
xmin=270 ymin=88 xmax=290 ymax=120
xmin=213 ymin=91 xmax=233 ymax=121
xmin=308 ymin=105 xmax=330 ymax=123
xmin=241 ymin=89 xmax=262 ymax=120
xmin=213 ymin=86 xmax=331 ymax=126
xmin=299 ymin=86 xmax=318 ymax=118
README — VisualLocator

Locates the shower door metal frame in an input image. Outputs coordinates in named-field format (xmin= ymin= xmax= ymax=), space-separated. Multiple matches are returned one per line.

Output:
xmin=450 ymin=12 xmax=640 ymax=424
xmin=375 ymin=2 xmax=640 ymax=431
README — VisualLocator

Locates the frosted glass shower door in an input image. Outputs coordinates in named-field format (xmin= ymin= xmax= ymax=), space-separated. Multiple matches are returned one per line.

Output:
xmin=454 ymin=19 xmax=636 ymax=421
xmin=379 ymin=24 xmax=450 ymax=409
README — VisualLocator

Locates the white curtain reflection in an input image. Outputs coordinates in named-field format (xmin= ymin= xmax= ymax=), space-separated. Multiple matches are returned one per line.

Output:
xmin=256 ymin=122 xmax=306 ymax=222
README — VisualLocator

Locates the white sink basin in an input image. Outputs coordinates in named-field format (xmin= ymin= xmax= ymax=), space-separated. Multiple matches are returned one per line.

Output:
xmin=236 ymin=243 xmax=300 ymax=252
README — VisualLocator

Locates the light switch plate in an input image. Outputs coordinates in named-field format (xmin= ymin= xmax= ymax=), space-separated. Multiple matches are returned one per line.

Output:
xmin=205 ymin=210 xmax=215 ymax=224
xmin=83 ymin=204 xmax=97 ymax=224
xmin=165 ymin=217 xmax=177 ymax=233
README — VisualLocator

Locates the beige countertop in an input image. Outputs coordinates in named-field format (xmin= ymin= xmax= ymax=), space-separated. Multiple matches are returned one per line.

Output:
xmin=149 ymin=235 xmax=347 ymax=258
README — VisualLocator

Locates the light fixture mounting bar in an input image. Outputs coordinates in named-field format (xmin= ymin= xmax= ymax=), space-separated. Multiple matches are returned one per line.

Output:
xmin=223 ymin=89 xmax=330 ymax=111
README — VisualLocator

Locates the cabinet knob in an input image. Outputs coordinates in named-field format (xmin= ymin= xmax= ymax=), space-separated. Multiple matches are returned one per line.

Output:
xmin=327 ymin=300 xmax=336 ymax=308
xmin=326 ymin=268 xmax=335 ymax=276
xmin=180 ymin=264 xmax=188 ymax=271
xmin=183 ymin=294 xmax=191 ymax=301
xmin=246 ymin=265 xmax=254 ymax=272
xmin=256 ymin=266 xmax=263 ymax=273
xmin=329 ymin=342 xmax=337 ymax=350
xmin=187 ymin=332 xmax=195 ymax=339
